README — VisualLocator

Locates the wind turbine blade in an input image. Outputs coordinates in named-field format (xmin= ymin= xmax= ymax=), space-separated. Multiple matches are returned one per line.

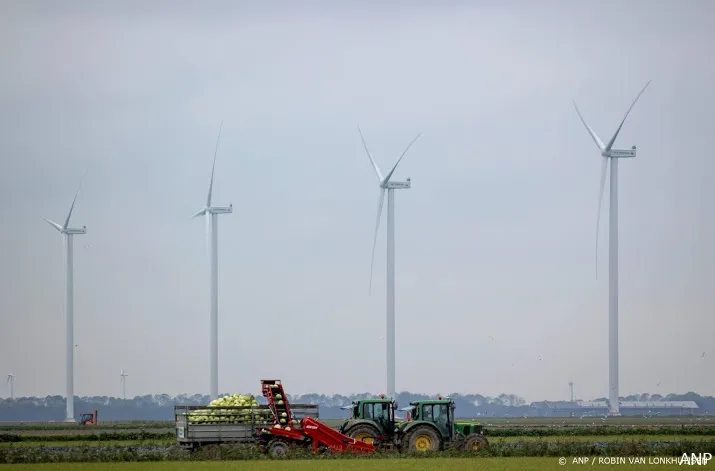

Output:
xmin=605 ymin=80 xmax=651 ymax=151
xmin=358 ymin=126 xmax=384 ymax=182
xmin=192 ymin=209 xmax=206 ymax=219
xmin=596 ymin=157 xmax=609 ymax=280
xmin=382 ymin=133 xmax=421 ymax=183
xmin=573 ymin=100 xmax=605 ymax=151
xmin=369 ymin=188 xmax=386 ymax=295
xmin=63 ymin=169 xmax=88 ymax=230
xmin=43 ymin=218 xmax=63 ymax=232
xmin=207 ymin=121 xmax=224 ymax=208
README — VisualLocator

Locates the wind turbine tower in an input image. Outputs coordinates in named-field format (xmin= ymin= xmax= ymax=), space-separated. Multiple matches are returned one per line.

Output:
xmin=573 ymin=80 xmax=651 ymax=416
xmin=569 ymin=381 xmax=574 ymax=402
xmin=120 ymin=369 xmax=128 ymax=400
xmin=193 ymin=122 xmax=232 ymax=402
xmin=6 ymin=374 xmax=14 ymax=400
xmin=43 ymin=171 xmax=88 ymax=422
xmin=359 ymin=127 xmax=421 ymax=401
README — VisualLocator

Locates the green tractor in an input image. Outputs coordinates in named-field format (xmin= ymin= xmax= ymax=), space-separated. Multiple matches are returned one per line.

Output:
xmin=338 ymin=395 xmax=488 ymax=452
xmin=338 ymin=396 xmax=396 ymax=446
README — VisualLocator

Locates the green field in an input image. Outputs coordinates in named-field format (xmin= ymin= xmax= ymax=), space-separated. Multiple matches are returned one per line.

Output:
xmin=1 ymin=434 xmax=712 ymax=449
xmin=2 ymin=415 xmax=713 ymax=431
xmin=192 ymin=416 xmax=715 ymax=430
xmin=1 ymin=417 xmax=713 ymax=465
xmin=0 ymin=431 xmax=175 ymax=439
xmin=2 ymin=458 xmax=691 ymax=470
xmin=492 ymin=434 xmax=712 ymax=443
xmin=461 ymin=416 xmax=715 ymax=425
xmin=0 ymin=422 xmax=173 ymax=431
xmin=0 ymin=440 xmax=173 ymax=448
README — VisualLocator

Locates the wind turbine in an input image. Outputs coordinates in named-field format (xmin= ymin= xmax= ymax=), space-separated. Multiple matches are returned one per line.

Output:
xmin=6 ymin=374 xmax=14 ymax=400
xmin=359 ymin=126 xmax=421 ymax=401
xmin=573 ymin=80 xmax=651 ymax=416
xmin=120 ymin=369 xmax=128 ymax=400
xmin=192 ymin=122 xmax=232 ymax=402
xmin=43 ymin=171 xmax=88 ymax=422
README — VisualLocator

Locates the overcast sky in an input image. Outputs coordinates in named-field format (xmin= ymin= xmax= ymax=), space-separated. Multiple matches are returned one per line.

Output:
xmin=1 ymin=0 xmax=713 ymax=403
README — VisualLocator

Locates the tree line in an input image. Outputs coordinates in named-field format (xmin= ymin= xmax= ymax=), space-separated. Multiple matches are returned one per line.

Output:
xmin=0 ymin=391 xmax=712 ymax=422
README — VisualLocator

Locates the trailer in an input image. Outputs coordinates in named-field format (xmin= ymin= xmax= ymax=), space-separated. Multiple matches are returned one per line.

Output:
xmin=175 ymin=379 xmax=375 ymax=456
xmin=175 ymin=402 xmax=319 ymax=450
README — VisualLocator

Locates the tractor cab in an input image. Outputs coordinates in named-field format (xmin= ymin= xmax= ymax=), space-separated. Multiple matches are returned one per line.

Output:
xmin=79 ymin=410 xmax=97 ymax=425
xmin=338 ymin=395 xmax=396 ymax=439
xmin=400 ymin=397 xmax=456 ymax=441
xmin=400 ymin=396 xmax=484 ymax=441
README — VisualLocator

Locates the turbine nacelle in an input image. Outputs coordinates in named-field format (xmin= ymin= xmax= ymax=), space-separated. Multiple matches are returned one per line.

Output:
xmin=385 ymin=180 xmax=411 ymax=189
xmin=192 ymin=205 xmax=233 ymax=218
xmin=603 ymin=147 xmax=637 ymax=159
xmin=43 ymin=218 xmax=87 ymax=235
xmin=209 ymin=205 xmax=233 ymax=214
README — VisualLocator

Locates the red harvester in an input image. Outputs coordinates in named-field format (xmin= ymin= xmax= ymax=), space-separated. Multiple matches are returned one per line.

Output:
xmin=257 ymin=379 xmax=376 ymax=456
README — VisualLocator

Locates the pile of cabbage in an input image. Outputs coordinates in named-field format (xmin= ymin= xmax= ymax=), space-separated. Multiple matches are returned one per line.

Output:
xmin=187 ymin=394 xmax=274 ymax=424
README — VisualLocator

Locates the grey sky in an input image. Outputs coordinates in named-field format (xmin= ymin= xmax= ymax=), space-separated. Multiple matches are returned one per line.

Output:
xmin=1 ymin=0 xmax=713 ymax=402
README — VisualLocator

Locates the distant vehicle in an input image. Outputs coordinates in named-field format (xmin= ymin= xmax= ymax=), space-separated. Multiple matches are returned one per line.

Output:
xmin=79 ymin=410 xmax=97 ymax=425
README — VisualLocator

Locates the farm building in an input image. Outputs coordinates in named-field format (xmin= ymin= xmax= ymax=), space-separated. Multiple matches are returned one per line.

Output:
xmin=530 ymin=400 xmax=699 ymax=417
xmin=528 ymin=401 xmax=580 ymax=416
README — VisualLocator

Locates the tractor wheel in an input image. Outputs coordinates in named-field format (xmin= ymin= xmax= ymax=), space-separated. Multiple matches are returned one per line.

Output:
xmin=266 ymin=438 xmax=292 ymax=457
xmin=404 ymin=425 xmax=442 ymax=452
xmin=463 ymin=433 xmax=489 ymax=452
xmin=345 ymin=424 xmax=380 ymax=445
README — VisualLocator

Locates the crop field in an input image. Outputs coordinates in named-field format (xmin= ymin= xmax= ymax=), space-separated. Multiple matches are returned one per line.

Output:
xmin=459 ymin=416 xmax=715 ymax=425
xmin=0 ymin=440 xmax=173 ymax=448
xmin=0 ymin=458 xmax=694 ymax=470
xmin=2 ymin=415 xmax=713 ymax=428
xmin=272 ymin=417 xmax=715 ymax=429
xmin=484 ymin=434 xmax=715 ymax=443
xmin=2 ymin=434 xmax=714 ymax=449
xmin=1 ymin=417 xmax=713 ymax=465
xmin=2 ymin=415 xmax=713 ymax=432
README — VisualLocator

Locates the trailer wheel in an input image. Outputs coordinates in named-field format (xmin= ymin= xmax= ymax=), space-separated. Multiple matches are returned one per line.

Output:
xmin=463 ymin=433 xmax=489 ymax=451
xmin=345 ymin=424 xmax=380 ymax=445
xmin=404 ymin=425 xmax=441 ymax=452
xmin=181 ymin=443 xmax=199 ymax=453
xmin=267 ymin=438 xmax=291 ymax=457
